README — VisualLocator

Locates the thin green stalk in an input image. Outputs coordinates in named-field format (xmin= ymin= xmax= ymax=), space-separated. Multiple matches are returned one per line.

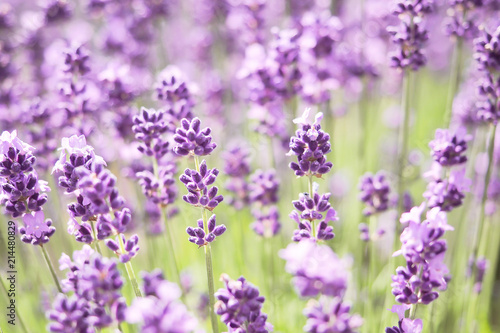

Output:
xmin=465 ymin=124 xmax=497 ymax=331
xmin=396 ymin=70 xmax=412 ymax=248
xmin=40 ymin=245 xmax=62 ymax=293
xmin=307 ymin=175 xmax=316 ymax=237
xmin=118 ymin=235 xmax=142 ymax=298
xmin=444 ymin=38 xmax=463 ymax=125
xmin=410 ymin=303 xmax=418 ymax=320
xmin=90 ymin=221 xmax=103 ymax=255
xmin=160 ymin=207 xmax=181 ymax=284
xmin=195 ymin=155 xmax=219 ymax=333
xmin=469 ymin=124 xmax=497 ymax=274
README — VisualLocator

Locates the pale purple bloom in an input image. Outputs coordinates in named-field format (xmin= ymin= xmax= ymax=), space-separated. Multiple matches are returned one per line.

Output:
xmin=280 ymin=240 xmax=348 ymax=298
xmin=251 ymin=205 xmax=281 ymax=238
xmin=19 ymin=210 xmax=55 ymax=245
xmin=303 ymin=297 xmax=363 ymax=333
xmin=385 ymin=304 xmax=423 ymax=333
xmin=248 ymin=169 xmax=279 ymax=206
xmin=429 ymin=127 xmax=471 ymax=166
xmin=359 ymin=171 xmax=392 ymax=216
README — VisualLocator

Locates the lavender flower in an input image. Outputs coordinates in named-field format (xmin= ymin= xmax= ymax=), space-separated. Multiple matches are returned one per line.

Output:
xmin=136 ymin=162 xmax=178 ymax=206
xmin=303 ymin=297 xmax=363 ymax=333
xmin=132 ymin=107 xmax=169 ymax=159
xmin=105 ymin=234 xmax=140 ymax=263
xmin=186 ymin=214 xmax=226 ymax=246
xmin=126 ymin=271 xmax=198 ymax=332
xmin=248 ymin=169 xmax=279 ymax=206
xmin=19 ymin=210 xmax=55 ymax=245
xmin=423 ymin=165 xmax=470 ymax=211
xmin=290 ymin=189 xmax=337 ymax=241
xmin=251 ymin=205 xmax=281 ymax=238
xmin=359 ymin=171 xmax=392 ymax=216
xmin=429 ymin=127 xmax=470 ymax=166
xmin=173 ymin=118 xmax=217 ymax=156
xmin=385 ymin=304 xmax=423 ymax=333
xmin=474 ymin=26 xmax=500 ymax=72
xmin=179 ymin=160 xmax=223 ymax=211
xmin=387 ymin=0 xmax=432 ymax=71
xmin=280 ymin=240 xmax=348 ymax=298
xmin=46 ymin=294 xmax=92 ymax=333
xmin=56 ymin=245 xmax=126 ymax=330
xmin=155 ymin=65 xmax=195 ymax=109
xmin=288 ymin=109 xmax=332 ymax=178
xmin=391 ymin=205 xmax=453 ymax=305
xmin=223 ymin=145 xmax=251 ymax=210
xmin=215 ymin=274 xmax=273 ymax=333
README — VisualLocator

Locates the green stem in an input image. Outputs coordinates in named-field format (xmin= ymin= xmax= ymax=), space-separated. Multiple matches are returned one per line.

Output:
xmin=195 ymin=155 xmax=219 ymax=333
xmin=469 ymin=124 xmax=497 ymax=273
xmin=410 ymin=303 xmax=418 ymax=320
xmin=444 ymin=37 xmax=463 ymax=125
xmin=40 ymin=245 xmax=62 ymax=293
xmin=395 ymin=70 xmax=412 ymax=248
xmin=118 ymin=235 xmax=142 ymax=298
xmin=160 ymin=206 xmax=181 ymax=284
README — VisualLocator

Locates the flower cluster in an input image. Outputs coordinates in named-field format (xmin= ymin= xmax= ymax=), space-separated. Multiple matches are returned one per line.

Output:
xmin=444 ymin=0 xmax=484 ymax=39
xmin=223 ymin=145 xmax=251 ymax=210
xmin=248 ymin=169 xmax=282 ymax=238
xmin=179 ymin=160 xmax=224 ymax=211
xmin=48 ymin=245 xmax=127 ymax=331
xmin=126 ymin=270 xmax=199 ymax=332
xmin=290 ymin=189 xmax=336 ymax=241
xmin=280 ymin=240 xmax=348 ymax=298
xmin=358 ymin=171 xmax=393 ymax=216
xmin=385 ymin=304 xmax=423 ymax=333
xmin=52 ymin=135 xmax=139 ymax=260
xmin=132 ymin=107 xmax=170 ymax=159
xmin=288 ymin=110 xmax=332 ymax=178
xmin=214 ymin=274 xmax=273 ymax=333
xmin=186 ymin=215 xmax=227 ymax=246
xmin=0 ymin=131 xmax=55 ymax=245
xmin=155 ymin=65 xmax=195 ymax=113
xmin=173 ymin=117 xmax=217 ymax=156
xmin=174 ymin=117 xmax=226 ymax=247
xmin=387 ymin=0 xmax=432 ymax=71
xmin=473 ymin=26 xmax=500 ymax=123
xmin=391 ymin=205 xmax=453 ymax=305
xmin=304 ymin=297 xmax=363 ymax=333
xmin=424 ymin=127 xmax=471 ymax=212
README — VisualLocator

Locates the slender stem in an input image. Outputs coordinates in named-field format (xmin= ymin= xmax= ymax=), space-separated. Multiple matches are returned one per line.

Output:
xmin=40 ymin=245 xmax=62 ymax=293
xmin=195 ymin=155 xmax=219 ymax=333
xmin=307 ymin=175 xmax=316 ymax=238
xmin=395 ymin=70 xmax=412 ymax=248
xmin=410 ymin=303 xmax=418 ymax=320
xmin=160 ymin=206 xmax=181 ymax=284
xmin=469 ymin=124 xmax=497 ymax=273
xmin=118 ymin=235 xmax=142 ymax=298
xmin=444 ymin=38 xmax=463 ymax=125
xmin=90 ymin=221 xmax=103 ymax=255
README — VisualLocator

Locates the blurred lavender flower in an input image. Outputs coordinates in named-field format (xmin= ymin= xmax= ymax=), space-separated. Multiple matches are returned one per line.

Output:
xmin=251 ymin=205 xmax=281 ymax=238
xmin=288 ymin=109 xmax=332 ymax=178
xmin=387 ymin=0 xmax=432 ymax=71
xmin=223 ymin=145 xmax=251 ymax=210
xmin=385 ymin=304 xmax=423 ymax=333
xmin=304 ymin=297 xmax=363 ymax=333
xmin=46 ymin=294 xmax=92 ymax=333
xmin=423 ymin=164 xmax=470 ymax=211
xmin=126 ymin=271 xmax=199 ymax=332
xmin=215 ymin=274 xmax=273 ymax=333
xmin=248 ymin=169 xmax=279 ymax=205
xmin=359 ymin=171 xmax=392 ymax=216
xmin=429 ymin=127 xmax=471 ymax=166
xmin=19 ymin=210 xmax=55 ymax=245
xmin=132 ymin=107 xmax=169 ymax=159
xmin=392 ymin=206 xmax=453 ymax=304
xmin=280 ymin=240 xmax=348 ymax=298
xmin=55 ymin=245 xmax=126 ymax=330
xmin=444 ymin=0 xmax=484 ymax=39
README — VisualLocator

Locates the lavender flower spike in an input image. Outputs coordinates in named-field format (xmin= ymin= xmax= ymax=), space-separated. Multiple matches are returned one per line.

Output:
xmin=304 ymin=297 xmax=363 ymax=333
xmin=288 ymin=109 xmax=332 ymax=178
xmin=215 ymin=274 xmax=273 ymax=333
xmin=173 ymin=118 xmax=217 ymax=156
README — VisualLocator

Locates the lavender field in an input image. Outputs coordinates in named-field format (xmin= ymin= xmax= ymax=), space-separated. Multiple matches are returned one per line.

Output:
xmin=0 ymin=0 xmax=499 ymax=332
